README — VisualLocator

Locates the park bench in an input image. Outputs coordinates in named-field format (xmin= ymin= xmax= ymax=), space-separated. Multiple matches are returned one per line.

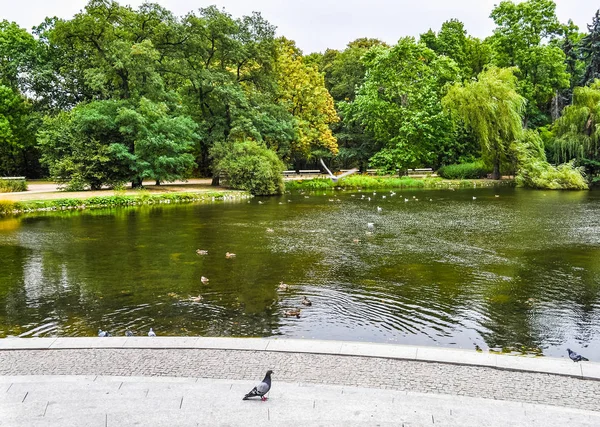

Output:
xmin=0 ymin=176 xmax=26 ymax=180
xmin=299 ymin=170 xmax=321 ymax=175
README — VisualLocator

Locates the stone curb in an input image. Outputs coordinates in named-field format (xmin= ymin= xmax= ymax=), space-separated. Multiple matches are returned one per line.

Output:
xmin=0 ymin=337 xmax=596 ymax=380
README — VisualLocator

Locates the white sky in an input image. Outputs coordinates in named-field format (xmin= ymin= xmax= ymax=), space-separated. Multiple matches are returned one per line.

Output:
xmin=1 ymin=0 xmax=597 ymax=53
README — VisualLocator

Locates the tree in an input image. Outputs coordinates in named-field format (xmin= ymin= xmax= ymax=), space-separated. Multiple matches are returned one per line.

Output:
xmin=442 ymin=67 xmax=526 ymax=179
xmin=275 ymin=38 xmax=339 ymax=162
xmin=38 ymin=98 xmax=196 ymax=189
xmin=113 ymin=98 xmax=197 ymax=185
xmin=581 ymin=10 xmax=600 ymax=85
xmin=549 ymin=80 xmax=600 ymax=179
xmin=211 ymin=140 xmax=284 ymax=195
xmin=347 ymin=38 xmax=459 ymax=172
xmin=489 ymin=0 xmax=570 ymax=126
xmin=0 ymin=85 xmax=40 ymax=177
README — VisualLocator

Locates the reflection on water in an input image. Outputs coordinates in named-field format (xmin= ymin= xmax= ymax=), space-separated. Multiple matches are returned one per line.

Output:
xmin=1 ymin=188 xmax=600 ymax=357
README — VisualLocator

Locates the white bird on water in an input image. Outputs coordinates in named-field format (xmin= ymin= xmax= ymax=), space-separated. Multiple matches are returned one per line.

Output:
xmin=367 ymin=223 xmax=374 ymax=230
xmin=319 ymin=158 xmax=359 ymax=183
xmin=377 ymin=206 xmax=382 ymax=212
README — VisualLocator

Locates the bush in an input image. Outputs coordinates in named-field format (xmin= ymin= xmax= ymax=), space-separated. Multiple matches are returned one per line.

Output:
xmin=437 ymin=161 xmax=490 ymax=179
xmin=514 ymin=131 xmax=588 ymax=190
xmin=212 ymin=141 xmax=284 ymax=195
xmin=0 ymin=179 xmax=28 ymax=193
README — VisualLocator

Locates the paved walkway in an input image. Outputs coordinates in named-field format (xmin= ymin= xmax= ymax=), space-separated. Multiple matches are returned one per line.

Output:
xmin=1 ymin=338 xmax=599 ymax=425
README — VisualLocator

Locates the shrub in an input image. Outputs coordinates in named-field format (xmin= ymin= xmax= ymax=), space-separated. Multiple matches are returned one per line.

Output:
xmin=0 ymin=179 xmax=28 ymax=193
xmin=212 ymin=141 xmax=284 ymax=195
xmin=437 ymin=161 xmax=490 ymax=179
xmin=514 ymin=130 xmax=588 ymax=190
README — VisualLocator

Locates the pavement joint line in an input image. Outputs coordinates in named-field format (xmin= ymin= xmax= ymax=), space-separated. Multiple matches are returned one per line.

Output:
xmin=1 ymin=337 xmax=597 ymax=381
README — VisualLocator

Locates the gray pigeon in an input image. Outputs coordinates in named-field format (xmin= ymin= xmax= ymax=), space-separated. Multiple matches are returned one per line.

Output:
xmin=125 ymin=329 xmax=134 ymax=337
xmin=98 ymin=329 xmax=111 ymax=337
xmin=319 ymin=159 xmax=358 ymax=183
xmin=567 ymin=348 xmax=589 ymax=362
xmin=148 ymin=328 xmax=156 ymax=337
xmin=243 ymin=370 xmax=273 ymax=401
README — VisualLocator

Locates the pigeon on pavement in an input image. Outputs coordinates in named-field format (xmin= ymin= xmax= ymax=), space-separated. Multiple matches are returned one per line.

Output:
xmin=148 ymin=328 xmax=156 ymax=337
xmin=567 ymin=348 xmax=589 ymax=362
xmin=243 ymin=370 xmax=273 ymax=401
xmin=98 ymin=329 xmax=109 ymax=337
xmin=125 ymin=329 xmax=134 ymax=337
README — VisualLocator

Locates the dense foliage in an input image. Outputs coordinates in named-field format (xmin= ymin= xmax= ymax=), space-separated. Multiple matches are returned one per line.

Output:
xmin=437 ymin=161 xmax=491 ymax=180
xmin=0 ymin=0 xmax=598 ymax=190
xmin=211 ymin=140 xmax=285 ymax=195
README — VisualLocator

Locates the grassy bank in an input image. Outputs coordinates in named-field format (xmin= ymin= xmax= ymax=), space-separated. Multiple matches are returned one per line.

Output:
xmin=285 ymin=175 xmax=515 ymax=191
xmin=0 ymin=190 xmax=251 ymax=215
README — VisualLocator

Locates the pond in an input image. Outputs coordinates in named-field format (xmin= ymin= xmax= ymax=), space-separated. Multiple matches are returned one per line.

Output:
xmin=1 ymin=187 xmax=599 ymax=357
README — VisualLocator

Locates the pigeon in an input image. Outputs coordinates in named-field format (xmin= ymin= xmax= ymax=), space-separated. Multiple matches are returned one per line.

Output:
xmin=567 ymin=348 xmax=588 ymax=362
xmin=243 ymin=370 xmax=273 ymax=401
xmin=148 ymin=328 xmax=156 ymax=337
xmin=319 ymin=158 xmax=358 ymax=183
xmin=125 ymin=329 xmax=134 ymax=337
xmin=98 ymin=329 xmax=109 ymax=337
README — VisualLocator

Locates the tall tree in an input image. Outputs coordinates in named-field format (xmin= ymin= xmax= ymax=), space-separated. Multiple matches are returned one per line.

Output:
xmin=581 ymin=10 xmax=600 ymax=86
xmin=347 ymin=38 xmax=459 ymax=172
xmin=443 ymin=67 xmax=526 ymax=179
xmin=489 ymin=0 xmax=570 ymax=126
xmin=275 ymin=38 xmax=339 ymax=163
xmin=550 ymin=80 xmax=600 ymax=178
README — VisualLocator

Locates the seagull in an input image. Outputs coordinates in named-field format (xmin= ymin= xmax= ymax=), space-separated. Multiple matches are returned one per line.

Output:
xmin=473 ymin=196 xmax=477 ymax=200
xmin=377 ymin=206 xmax=382 ymax=212
xmin=367 ymin=223 xmax=374 ymax=230
xmin=319 ymin=158 xmax=358 ymax=183
xmin=201 ymin=276 xmax=209 ymax=284
xmin=567 ymin=348 xmax=589 ymax=362
xmin=243 ymin=370 xmax=274 ymax=401
xmin=302 ymin=296 xmax=312 ymax=306
xmin=125 ymin=329 xmax=134 ymax=337
xmin=148 ymin=328 xmax=156 ymax=337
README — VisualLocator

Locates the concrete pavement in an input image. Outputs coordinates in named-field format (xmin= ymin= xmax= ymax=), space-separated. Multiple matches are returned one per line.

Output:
xmin=1 ymin=338 xmax=599 ymax=425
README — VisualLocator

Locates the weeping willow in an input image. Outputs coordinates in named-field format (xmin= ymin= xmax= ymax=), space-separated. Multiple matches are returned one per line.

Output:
xmin=514 ymin=130 xmax=588 ymax=190
xmin=550 ymin=80 xmax=600 ymax=165
xmin=442 ymin=67 xmax=526 ymax=179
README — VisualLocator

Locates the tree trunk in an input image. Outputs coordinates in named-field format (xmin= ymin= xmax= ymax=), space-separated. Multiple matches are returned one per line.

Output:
xmin=211 ymin=175 xmax=220 ymax=186
xmin=132 ymin=177 xmax=143 ymax=189
xmin=492 ymin=157 xmax=501 ymax=180
xmin=155 ymin=180 xmax=160 ymax=186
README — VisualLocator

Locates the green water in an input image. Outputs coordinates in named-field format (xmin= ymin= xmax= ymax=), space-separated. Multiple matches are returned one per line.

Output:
xmin=1 ymin=187 xmax=599 ymax=357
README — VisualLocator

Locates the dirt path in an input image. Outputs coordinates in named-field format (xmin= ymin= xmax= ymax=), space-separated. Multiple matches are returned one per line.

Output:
xmin=0 ymin=179 xmax=226 ymax=202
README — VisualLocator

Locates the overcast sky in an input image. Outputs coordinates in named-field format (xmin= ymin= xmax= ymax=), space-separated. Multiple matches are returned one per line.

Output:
xmin=1 ymin=0 xmax=597 ymax=53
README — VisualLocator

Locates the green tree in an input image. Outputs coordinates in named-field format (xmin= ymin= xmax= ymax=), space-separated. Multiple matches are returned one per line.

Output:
xmin=347 ymin=38 xmax=459 ymax=172
xmin=211 ymin=140 xmax=284 ymax=195
xmin=550 ymin=80 xmax=600 ymax=178
xmin=442 ymin=67 xmax=526 ymax=179
xmin=489 ymin=0 xmax=570 ymax=126
xmin=581 ymin=10 xmax=600 ymax=85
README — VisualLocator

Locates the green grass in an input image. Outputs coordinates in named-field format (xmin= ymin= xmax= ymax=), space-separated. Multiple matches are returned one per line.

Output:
xmin=285 ymin=175 xmax=512 ymax=191
xmin=0 ymin=179 xmax=27 ymax=193
xmin=1 ymin=191 xmax=250 ymax=215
